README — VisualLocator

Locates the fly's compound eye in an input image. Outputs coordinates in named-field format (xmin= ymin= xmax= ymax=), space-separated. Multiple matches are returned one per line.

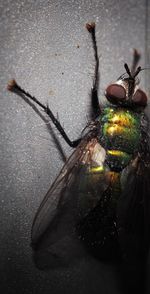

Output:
xmin=132 ymin=89 xmax=147 ymax=107
xmin=105 ymin=84 xmax=126 ymax=104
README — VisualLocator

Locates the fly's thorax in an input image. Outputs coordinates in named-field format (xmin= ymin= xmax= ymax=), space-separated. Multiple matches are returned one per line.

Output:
xmin=99 ymin=107 xmax=142 ymax=171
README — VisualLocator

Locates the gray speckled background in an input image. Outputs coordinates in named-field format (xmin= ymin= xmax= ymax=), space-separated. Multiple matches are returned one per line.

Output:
xmin=0 ymin=1 xmax=150 ymax=294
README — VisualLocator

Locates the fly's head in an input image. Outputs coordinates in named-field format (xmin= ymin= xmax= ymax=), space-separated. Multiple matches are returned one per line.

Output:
xmin=105 ymin=50 xmax=148 ymax=110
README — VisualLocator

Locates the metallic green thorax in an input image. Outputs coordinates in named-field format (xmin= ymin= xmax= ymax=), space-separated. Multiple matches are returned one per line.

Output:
xmin=99 ymin=107 xmax=141 ymax=171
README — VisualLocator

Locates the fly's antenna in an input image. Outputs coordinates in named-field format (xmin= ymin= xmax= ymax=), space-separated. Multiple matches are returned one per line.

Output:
xmin=124 ymin=49 xmax=142 ymax=80
xmin=123 ymin=50 xmax=142 ymax=100
xmin=133 ymin=66 xmax=142 ymax=78
xmin=124 ymin=63 xmax=132 ymax=78
xmin=124 ymin=63 xmax=142 ymax=79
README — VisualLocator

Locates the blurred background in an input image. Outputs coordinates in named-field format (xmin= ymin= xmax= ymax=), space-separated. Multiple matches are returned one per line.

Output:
xmin=0 ymin=0 xmax=150 ymax=293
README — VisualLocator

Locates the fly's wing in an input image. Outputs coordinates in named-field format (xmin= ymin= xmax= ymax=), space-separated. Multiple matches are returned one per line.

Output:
xmin=117 ymin=155 xmax=150 ymax=261
xmin=31 ymin=133 xmax=110 ymax=269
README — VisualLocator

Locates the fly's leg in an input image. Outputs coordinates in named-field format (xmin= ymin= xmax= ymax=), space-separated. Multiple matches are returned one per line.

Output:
xmin=7 ymin=80 xmax=81 ymax=148
xmin=86 ymin=22 xmax=101 ymax=118
xmin=131 ymin=49 xmax=141 ymax=76
xmin=7 ymin=24 xmax=100 ymax=146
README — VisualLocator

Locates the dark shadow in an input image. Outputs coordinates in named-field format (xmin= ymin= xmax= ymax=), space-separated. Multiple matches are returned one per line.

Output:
xmin=117 ymin=258 xmax=147 ymax=294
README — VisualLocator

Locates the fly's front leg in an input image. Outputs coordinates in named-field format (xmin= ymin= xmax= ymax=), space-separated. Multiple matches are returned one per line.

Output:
xmin=7 ymin=80 xmax=81 ymax=148
xmin=86 ymin=22 xmax=101 ymax=118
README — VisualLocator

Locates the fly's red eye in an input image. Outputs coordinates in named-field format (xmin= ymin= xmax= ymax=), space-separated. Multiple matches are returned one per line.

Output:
xmin=132 ymin=89 xmax=147 ymax=107
xmin=105 ymin=84 xmax=126 ymax=104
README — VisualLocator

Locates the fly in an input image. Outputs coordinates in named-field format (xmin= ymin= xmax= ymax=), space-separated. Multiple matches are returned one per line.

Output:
xmin=7 ymin=23 xmax=150 ymax=272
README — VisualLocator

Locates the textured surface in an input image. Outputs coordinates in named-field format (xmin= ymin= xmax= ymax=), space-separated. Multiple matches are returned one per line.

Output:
xmin=0 ymin=0 xmax=150 ymax=293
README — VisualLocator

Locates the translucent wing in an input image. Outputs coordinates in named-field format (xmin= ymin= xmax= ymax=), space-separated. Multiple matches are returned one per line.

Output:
xmin=31 ymin=132 xmax=110 ymax=269
xmin=116 ymin=157 xmax=150 ymax=293
xmin=117 ymin=155 xmax=150 ymax=261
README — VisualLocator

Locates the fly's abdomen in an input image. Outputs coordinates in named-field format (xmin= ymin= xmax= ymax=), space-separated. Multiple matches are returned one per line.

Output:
xmin=100 ymin=107 xmax=141 ymax=171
